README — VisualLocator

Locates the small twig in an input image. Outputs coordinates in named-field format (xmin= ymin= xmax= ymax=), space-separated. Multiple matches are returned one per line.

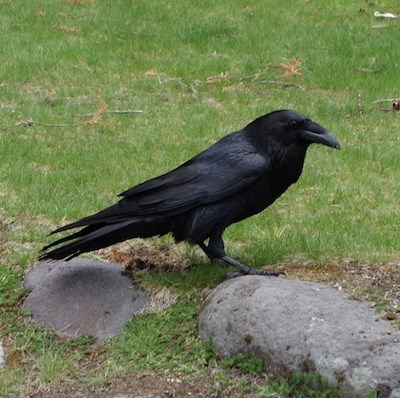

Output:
xmin=374 ymin=98 xmax=400 ymax=112
xmin=158 ymin=74 xmax=198 ymax=95
xmin=16 ymin=120 xmax=81 ymax=127
xmin=107 ymin=109 xmax=144 ymax=114
xmin=257 ymin=80 xmax=304 ymax=90
xmin=372 ymin=98 xmax=399 ymax=104
xmin=355 ymin=67 xmax=384 ymax=74
xmin=17 ymin=109 xmax=144 ymax=127
xmin=71 ymin=109 xmax=144 ymax=117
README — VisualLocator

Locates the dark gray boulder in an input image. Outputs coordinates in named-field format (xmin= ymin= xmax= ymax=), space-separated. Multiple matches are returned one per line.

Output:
xmin=23 ymin=259 xmax=148 ymax=342
xmin=198 ymin=276 xmax=400 ymax=398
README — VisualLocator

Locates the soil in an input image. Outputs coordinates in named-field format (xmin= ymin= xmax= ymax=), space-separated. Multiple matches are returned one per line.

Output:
xmin=22 ymin=371 xmax=266 ymax=398
xmin=23 ymin=372 xmax=213 ymax=398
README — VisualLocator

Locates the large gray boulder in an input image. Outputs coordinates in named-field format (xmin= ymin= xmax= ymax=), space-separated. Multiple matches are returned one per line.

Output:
xmin=198 ymin=276 xmax=400 ymax=398
xmin=23 ymin=259 xmax=149 ymax=342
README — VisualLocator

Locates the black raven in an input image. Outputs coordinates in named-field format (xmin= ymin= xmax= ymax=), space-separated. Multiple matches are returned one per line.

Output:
xmin=40 ymin=110 xmax=340 ymax=275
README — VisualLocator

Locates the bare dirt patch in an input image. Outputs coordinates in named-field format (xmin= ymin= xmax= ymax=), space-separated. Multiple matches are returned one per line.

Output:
xmin=98 ymin=240 xmax=190 ymax=274
xmin=22 ymin=371 xmax=265 ymax=398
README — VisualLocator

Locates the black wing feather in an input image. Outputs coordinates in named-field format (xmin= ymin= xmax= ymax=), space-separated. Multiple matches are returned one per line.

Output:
xmin=52 ymin=134 xmax=269 ymax=233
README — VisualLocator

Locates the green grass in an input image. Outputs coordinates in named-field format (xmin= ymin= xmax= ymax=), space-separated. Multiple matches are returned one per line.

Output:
xmin=220 ymin=353 xmax=264 ymax=376
xmin=259 ymin=372 xmax=342 ymax=398
xmin=107 ymin=299 xmax=215 ymax=373
xmin=1 ymin=0 xmax=400 ymax=396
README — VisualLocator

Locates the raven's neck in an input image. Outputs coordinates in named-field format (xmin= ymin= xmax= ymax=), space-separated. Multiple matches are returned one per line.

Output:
xmin=266 ymin=143 xmax=308 ymax=187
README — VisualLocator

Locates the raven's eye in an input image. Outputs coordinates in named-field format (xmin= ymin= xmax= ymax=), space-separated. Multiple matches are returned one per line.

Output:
xmin=290 ymin=120 xmax=300 ymax=128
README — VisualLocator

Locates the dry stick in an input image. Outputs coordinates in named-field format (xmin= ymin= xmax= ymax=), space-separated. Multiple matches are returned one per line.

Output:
xmin=373 ymin=98 xmax=400 ymax=112
xmin=104 ymin=109 xmax=143 ymax=114
xmin=257 ymin=80 xmax=304 ymax=90
xmin=17 ymin=109 xmax=144 ymax=127
xmin=158 ymin=74 xmax=198 ymax=95
xmin=372 ymin=98 xmax=399 ymax=104
xmin=71 ymin=109 xmax=144 ymax=117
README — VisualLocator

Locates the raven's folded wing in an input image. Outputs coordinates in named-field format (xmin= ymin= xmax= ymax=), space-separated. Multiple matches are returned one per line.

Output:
xmin=52 ymin=147 xmax=268 ymax=233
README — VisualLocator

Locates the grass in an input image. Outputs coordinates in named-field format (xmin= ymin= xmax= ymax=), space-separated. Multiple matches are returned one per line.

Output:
xmin=1 ymin=0 xmax=399 ymax=396
xmin=258 ymin=372 xmax=342 ymax=398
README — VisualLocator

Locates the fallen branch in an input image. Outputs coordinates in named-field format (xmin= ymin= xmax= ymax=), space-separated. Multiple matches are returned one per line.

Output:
xmin=71 ymin=109 xmax=144 ymax=117
xmin=257 ymin=80 xmax=304 ymax=90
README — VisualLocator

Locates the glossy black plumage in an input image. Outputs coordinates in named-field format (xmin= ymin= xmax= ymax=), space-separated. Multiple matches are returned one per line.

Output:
xmin=40 ymin=110 xmax=340 ymax=275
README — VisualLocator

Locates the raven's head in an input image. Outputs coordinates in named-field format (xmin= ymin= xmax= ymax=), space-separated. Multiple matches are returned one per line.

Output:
xmin=289 ymin=111 xmax=340 ymax=149
xmin=249 ymin=110 xmax=341 ymax=150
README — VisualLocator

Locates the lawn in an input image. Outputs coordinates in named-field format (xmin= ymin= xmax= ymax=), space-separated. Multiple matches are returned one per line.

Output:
xmin=0 ymin=0 xmax=399 ymax=396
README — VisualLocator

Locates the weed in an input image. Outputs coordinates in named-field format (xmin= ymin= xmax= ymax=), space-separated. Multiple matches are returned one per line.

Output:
xmin=220 ymin=353 xmax=264 ymax=376
xmin=259 ymin=372 xmax=342 ymax=398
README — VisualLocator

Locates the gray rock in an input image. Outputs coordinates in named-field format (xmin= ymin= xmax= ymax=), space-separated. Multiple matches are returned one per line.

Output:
xmin=24 ymin=261 xmax=57 ymax=290
xmin=198 ymin=276 xmax=400 ymax=398
xmin=23 ymin=259 xmax=149 ymax=342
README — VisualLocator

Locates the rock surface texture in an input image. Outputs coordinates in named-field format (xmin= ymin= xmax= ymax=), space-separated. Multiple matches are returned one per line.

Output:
xmin=23 ymin=259 xmax=148 ymax=342
xmin=198 ymin=276 xmax=400 ymax=398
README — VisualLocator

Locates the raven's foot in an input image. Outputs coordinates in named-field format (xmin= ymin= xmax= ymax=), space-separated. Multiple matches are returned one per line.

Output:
xmin=197 ymin=241 xmax=284 ymax=277
xmin=220 ymin=255 xmax=285 ymax=277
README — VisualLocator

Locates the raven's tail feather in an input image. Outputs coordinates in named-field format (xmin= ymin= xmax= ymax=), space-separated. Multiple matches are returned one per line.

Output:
xmin=39 ymin=219 xmax=170 ymax=261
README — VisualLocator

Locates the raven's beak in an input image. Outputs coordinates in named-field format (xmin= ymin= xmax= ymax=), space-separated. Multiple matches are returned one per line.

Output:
xmin=300 ymin=126 xmax=341 ymax=149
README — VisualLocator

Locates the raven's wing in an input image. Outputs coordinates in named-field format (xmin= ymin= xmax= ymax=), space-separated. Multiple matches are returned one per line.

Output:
xmin=52 ymin=139 xmax=269 ymax=233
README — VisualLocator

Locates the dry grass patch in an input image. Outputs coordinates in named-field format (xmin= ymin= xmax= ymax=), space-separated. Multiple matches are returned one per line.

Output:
xmin=270 ymin=57 xmax=302 ymax=79
xmin=53 ymin=24 xmax=80 ymax=34
xmin=99 ymin=240 xmax=189 ymax=273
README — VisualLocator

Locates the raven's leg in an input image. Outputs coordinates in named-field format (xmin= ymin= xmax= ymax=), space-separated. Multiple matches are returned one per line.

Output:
xmin=198 ymin=234 xmax=283 ymax=277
